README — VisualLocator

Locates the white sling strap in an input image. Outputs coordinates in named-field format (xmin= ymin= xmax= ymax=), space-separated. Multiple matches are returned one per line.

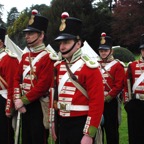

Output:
xmin=0 ymin=89 xmax=8 ymax=99
xmin=58 ymin=59 xmax=84 ymax=94
xmin=23 ymin=51 xmax=47 ymax=80
xmin=132 ymin=72 xmax=144 ymax=93
xmin=69 ymin=76 xmax=88 ymax=98
xmin=101 ymin=60 xmax=118 ymax=74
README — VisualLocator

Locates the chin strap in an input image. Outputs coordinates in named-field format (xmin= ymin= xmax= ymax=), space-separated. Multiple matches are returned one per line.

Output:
xmin=61 ymin=41 xmax=77 ymax=55
xmin=27 ymin=33 xmax=41 ymax=45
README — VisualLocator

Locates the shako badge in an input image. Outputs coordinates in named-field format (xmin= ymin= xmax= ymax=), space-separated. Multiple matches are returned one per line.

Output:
xmin=100 ymin=32 xmax=106 ymax=44
xmin=59 ymin=12 xmax=69 ymax=31
xmin=29 ymin=9 xmax=38 ymax=25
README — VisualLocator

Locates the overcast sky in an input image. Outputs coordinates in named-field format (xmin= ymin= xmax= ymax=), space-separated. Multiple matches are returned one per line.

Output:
xmin=1 ymin=0 xmax=51 ymax=22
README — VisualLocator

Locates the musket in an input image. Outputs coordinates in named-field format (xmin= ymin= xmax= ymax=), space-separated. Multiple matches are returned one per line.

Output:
xmin=48 ymin=67 xmax=59 ymax=144
xmin=53 ymin=67 xmax=59 ymax=144
xmin=48 ymin=88 xmax=55 ymax=144
xmin=127 ymin=65 xmax=133 ymax=101
xmin=14 ymin=111 xmax=21 ymax=144
xmin=14 ymin=84 xmax=23 ymax=144
xmin=127 ymin=79 xmax=132 ymax=100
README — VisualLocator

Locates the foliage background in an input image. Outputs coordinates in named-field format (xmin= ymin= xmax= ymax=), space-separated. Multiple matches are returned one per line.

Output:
xmin=1 ymin=0 xmax=144 ymax=55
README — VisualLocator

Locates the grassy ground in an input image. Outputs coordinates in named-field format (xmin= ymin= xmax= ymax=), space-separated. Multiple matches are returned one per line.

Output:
xmin=119 ymin=105 xmax=128 ymax=144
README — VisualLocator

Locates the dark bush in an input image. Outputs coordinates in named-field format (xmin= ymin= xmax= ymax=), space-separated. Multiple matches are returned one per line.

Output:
xmin=113 ymin=46 xmax=135 ymax=63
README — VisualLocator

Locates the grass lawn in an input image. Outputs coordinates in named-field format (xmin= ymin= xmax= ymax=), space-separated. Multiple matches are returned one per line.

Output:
xmin=119 ymin=105 xmax=128 ymax=144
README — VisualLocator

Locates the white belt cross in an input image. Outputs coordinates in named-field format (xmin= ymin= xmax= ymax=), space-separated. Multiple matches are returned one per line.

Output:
xmin=57 ymin=102 xmax=89 ymax=111
xmin=58 ymin=59 xmax=84 ymax=94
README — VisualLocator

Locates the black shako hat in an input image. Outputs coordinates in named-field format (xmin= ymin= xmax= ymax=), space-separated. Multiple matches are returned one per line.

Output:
xmin=23 ymin=9 xmax=48 ymax=34
xmin=139 ymin=34 xmax=144 ymax=49
xmin=55 ymin=16 xmax=82 ymax=41
xmin=0 ymin=27 xmax=6 ymax=43
xmin=98 ymin=32 xmax=113 ymax=50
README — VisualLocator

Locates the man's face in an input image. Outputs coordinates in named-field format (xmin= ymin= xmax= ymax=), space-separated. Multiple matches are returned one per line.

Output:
xmin=99 ymin=49 xmax=112 ymax=59
xmin=59 ymin=39 xmax=80 ymax=61
xmin=24 ymin=31 xmax=42 ymax=47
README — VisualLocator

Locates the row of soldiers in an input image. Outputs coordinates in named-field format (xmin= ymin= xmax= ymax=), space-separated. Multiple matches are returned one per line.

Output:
xmin=0 ymin=10 xmax=144 ymax=144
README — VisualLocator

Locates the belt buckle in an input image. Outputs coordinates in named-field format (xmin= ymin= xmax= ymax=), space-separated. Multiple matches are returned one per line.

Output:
xmin=60 ymin=103 xmax=67 ymax=110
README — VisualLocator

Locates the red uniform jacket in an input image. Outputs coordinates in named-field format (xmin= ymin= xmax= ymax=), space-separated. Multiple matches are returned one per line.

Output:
xmin=13 ymin=49 xmax=54 ymax=104
xmin=0 ymin=48 xmax=19 ymax=114
xmin=98 ymin=59 xmax=125 ymax=99
xmin=54 ymin=52 xmax=104 ymax=137
xmin=124 ymin=59 xmax=144 ymax=103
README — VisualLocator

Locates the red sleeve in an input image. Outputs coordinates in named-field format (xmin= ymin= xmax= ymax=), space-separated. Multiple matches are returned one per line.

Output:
xmin=3 ymin=55 xmax=19 ymax=109
xmin=85 ymin=66 xmax=104 ymax=128
xmin=108 ymin=63 xmax=125 ymax=98
xmin=25 ymin=55 xmax=54 ymax=102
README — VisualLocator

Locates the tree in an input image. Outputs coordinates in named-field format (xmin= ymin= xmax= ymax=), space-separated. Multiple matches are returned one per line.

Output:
xmin=46 ymin=0 xmax=113 ymax=51
xmin=111 ymin=0 xmax=144 ymax=52
xmin=0 ymin=4 xmax=3 ymax=19
xmin=0 ymin=4 xmax=5 ymax=26
xmin=7 ymin=4 xmax=50 ymax=49
xmin=6 ymin=0 xmax=113 ymax=52
xmin=7 ymin=7 xmax=19 ymax=27
xmin=7 ymin=9 xmax=29 ymax=48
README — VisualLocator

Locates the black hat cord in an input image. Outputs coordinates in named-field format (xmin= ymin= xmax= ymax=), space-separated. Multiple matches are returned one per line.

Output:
xmin=27 ymin=33 xmax=41 ymax=45
xmin=61 ymin=40 xmax=77 ymax=55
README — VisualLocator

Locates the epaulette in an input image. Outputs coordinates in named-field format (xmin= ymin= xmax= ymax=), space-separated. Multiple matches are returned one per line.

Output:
xmin=45 ymin=49 xmax=60 ymax=61
xmin=5 ymin=48 xmax=17 ymax=58
xmin=81 ymin=54 xmax=99 ymax=68
xmin=54 ymin=60 xmax=62 ymax=67
xmin=115 ymin=59 xmax=125 ymax=67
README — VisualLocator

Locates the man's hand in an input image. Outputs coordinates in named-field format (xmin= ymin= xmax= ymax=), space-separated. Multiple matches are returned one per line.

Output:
xmin=81 ymin=135 xmax=93 ymax=144
xmin=14 ymin=99 xmax=24 ymax=110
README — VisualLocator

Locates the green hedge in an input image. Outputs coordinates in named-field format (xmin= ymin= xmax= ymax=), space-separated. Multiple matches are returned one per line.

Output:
xmin=113 ymin=47 xmax=135 ymax=63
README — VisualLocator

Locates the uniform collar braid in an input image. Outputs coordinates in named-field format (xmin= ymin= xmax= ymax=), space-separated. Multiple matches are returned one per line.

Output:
xmin=30 ymin=43 xmax=46 ymax=53
xmin=65 ymin=48 xmax=82 ymax=63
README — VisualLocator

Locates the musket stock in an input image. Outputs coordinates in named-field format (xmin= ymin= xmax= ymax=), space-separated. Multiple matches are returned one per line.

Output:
xmin=48 ymin=88 xmax=55 ymax=144
xmin=14 ymin=84 xmax=23 ymax=144
xmin=127 ymin=79 xmax=132 ymax=100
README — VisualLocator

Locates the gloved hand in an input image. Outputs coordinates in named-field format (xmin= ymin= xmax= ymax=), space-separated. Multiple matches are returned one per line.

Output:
xmin=81 ymin=134 xmax=93 ymax=144
xmin=5 ymin=98 xmax=14 ymax=117
xmin=14 ymin=98 xmax=24 ymax=110
xmin=105 ymin=95 xmax=112 ymax=103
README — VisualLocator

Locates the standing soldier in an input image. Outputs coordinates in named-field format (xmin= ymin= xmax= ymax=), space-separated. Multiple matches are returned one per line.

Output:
xmin=124 ymin=34 xmax=144 ymax=144
xmin=0 ymin=27 xmax=19 ymax=144
xmin=49 ymin=13 xmax=104 ymax=144
xmin=13 ymin=10 xmax=58 ymax=144
xmin=98 ymin=32 xmax=125 ymax=144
